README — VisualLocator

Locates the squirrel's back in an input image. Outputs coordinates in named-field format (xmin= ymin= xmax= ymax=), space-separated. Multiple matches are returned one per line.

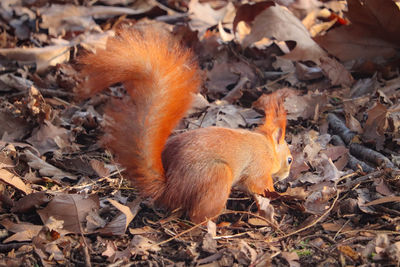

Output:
xmin=159 ymin=127 xmax=278 ymax=219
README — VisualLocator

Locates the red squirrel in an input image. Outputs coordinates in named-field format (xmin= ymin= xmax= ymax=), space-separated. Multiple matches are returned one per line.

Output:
xmin=78 ymin=26 xmax=292 ymax=223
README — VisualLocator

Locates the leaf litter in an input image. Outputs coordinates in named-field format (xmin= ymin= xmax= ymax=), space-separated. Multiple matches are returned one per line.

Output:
xmin=0 ymin=0 xmax=400 ymax=266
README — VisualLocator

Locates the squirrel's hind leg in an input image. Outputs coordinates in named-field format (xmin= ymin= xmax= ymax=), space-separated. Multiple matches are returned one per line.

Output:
xmin=189 ymin=163 xmax=233 ymax=223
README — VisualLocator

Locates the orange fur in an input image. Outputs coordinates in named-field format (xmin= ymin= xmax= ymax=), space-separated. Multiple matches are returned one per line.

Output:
xmin=78 ymin=27 xmax=292 ymax=223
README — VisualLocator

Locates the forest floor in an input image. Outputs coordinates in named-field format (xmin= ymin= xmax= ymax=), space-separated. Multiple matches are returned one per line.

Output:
xmin=0 ymin=0 xmax=400 ymax=266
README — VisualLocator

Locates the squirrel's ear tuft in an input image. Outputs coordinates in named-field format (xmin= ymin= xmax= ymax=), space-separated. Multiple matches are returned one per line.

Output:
xmin=254 ymin=92 xmax=287 ymax=138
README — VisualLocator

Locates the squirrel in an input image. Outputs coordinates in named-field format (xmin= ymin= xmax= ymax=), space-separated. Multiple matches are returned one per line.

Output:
xmin=78 ymin=26 xmax=292 ymax=223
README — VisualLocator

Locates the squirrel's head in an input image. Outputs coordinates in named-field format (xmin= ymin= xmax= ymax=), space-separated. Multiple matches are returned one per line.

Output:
xmin=271 ymin=130 xmax=292 ymax=181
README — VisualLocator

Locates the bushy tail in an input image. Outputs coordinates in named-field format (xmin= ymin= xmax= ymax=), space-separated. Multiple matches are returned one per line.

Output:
xmin=78 ymin=27 xmax=201 ymax=198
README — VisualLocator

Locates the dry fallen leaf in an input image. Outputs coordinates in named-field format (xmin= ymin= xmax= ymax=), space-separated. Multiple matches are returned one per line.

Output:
xmin=346 ymin=0 xmax=400 ymax=45
xmin=100 ymin=198 xmax=141 ymax=236
xmin=78 ymin=31 xmax=115 ymax=53
xmin=191 ymin=103 xmax=249 ymax=129
xmin=130 ymin=235 xmax=160 ymax=255
xmin=346 ymin=113 xmax=363 ymax=134
xmin=205 ymin=62 xmax=240 ymax=96
xmin=356 ymin=188 xmax=378 ymax=215
xmin=202 ymin=230 xmax=218 ymax=253
xmin=0 ymin=147 xmax=16 ymax=169
xmin=253 ymin=194 xmax=277 ymax=225
xmin=363 ymin=102 xmax=388 ymax=150
xmin=315 ymin=25 xmax=397 ymax=62
xmin=39 ymin=4 xmax=145 ymax=36
xmin=0 ymin=168 xmax=31 ymax=194
xmin=299 ymin=152 xmax=341 ymax=185
xmin=240 ymin=3 xmax=326 ymax=63
xmin=375 ymin=178 xmax=394 ymax=196
xmin=102 ymin=241 xmax=118 ymax=262
xmin=281 ymin=251 xmax=300 ymax=267
xmin=27 ymin=121 xmax=70 ymax=155
xmin=388 ymin=242 xmax=400 ymax=262
xmin=37 ymin=193 xmax=100 ymax=234
xmin=188 ymin=0 xmax=231 ymax=35
xmin=11 ymin=191 xmax=50 ymax=213
xmin=315 ymin=0 xmax=400 ymax=62
xmin=1 ymin=0 xmax=399 ymax=265
xmin=283 ymin=90 xmax=328 ymax=121
xmin=338 ymin=245 xmax=360 ymax=261
xmin=207 ymin=220 xmax=217 ymax=237
xmin=0 ymin=45 xmax=70 ymax=73
xmin=304 ymin=181 xmax=337 ymax=214
xmin=320 ymin=56 xmax=354 ymax=87
xmin=281 ymin=186 xmax=310 ymax=200
xmin=239 ymin=240 xmax=258 ymax=264
xmin=24 ymin=150 xmax=77 ymax=181
xmin=321 ymin=221 xmax=353 ymax=232
xmin=0 ymin=218 xmax=42 ymax=243
xmin=0 ymin=112 xmax=30 ymax=143
xmin=90 ymin=159 xmax=111 ymax=177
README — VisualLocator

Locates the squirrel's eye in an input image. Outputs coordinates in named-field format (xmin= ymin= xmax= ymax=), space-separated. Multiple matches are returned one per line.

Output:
xmin=287 ymin=157 xmax=292 ymax=165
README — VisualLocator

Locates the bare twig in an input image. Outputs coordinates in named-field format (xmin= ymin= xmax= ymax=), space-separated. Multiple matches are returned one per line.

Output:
xmin=327 ymin=113 xmax=356 ymax=144
xmin=350 ymin=143 xmax=395 ymax=169
xmin=337 ymin=170 xmax=385 ymax=190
